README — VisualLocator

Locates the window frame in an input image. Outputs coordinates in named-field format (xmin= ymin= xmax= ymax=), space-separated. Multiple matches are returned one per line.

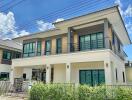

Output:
xmin=45 ymin=40 xmax=51 ymax=55
xmin=37 ymin=41 xmax=42 ymax=56
xmin=2 ymin=50 xmax=11 ymax=60
xmin=56 ymin=38 xmax=62 ymax=54
xmin=23 ymin=42 xmax=36 ymax=57
xmin=79 ymin=32 xmax=104 ymax=51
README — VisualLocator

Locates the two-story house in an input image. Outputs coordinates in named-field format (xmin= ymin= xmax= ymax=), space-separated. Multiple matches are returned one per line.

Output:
xmin=0 ymin=39 xmax=22 ymax=80
xmin=11 ymin=6 xmax=131 ymax=86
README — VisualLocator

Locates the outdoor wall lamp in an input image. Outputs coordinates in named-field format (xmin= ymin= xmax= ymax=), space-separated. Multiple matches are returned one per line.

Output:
xmin=106 ymin=63 xmax=108 ymax=67
xmin=67 ymin=65 xmax=69 ymax=69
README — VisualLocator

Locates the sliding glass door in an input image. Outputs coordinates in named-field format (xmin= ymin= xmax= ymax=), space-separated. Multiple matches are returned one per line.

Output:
xmin=79 ymin=70 xmax=105 ymax=86
xmin=79 ymin=32 xmax=104 ymax=51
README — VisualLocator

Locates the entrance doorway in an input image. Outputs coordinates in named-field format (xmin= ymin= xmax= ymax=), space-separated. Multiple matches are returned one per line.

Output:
xmin=32 ymin=69 xmax=46 ymax=82
xmin=79 ymin=69 xmax=105 ymax=86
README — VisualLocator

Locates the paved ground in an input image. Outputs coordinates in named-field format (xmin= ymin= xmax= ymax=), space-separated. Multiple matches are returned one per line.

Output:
xmin=0 ymin=96 xmax=27 ymax=100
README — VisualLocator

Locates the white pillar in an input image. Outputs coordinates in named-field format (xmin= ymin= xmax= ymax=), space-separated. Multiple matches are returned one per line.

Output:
xmin=46 ymin=64 xmax=51 ymax=83
xmin=10 ymin=68 xmax=14 ymax=84
xmin=104 ymin=19 xmax=110 ymax=49
xmin=66 ymin=63 xmax=71 ymax=83
xmin=104 ymin=60 xmax=113 ymax=85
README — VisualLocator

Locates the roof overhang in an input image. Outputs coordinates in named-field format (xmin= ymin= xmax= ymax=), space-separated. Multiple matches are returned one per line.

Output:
xmin=0 ymin=45 xmax=22 ymax=52
xmin=54 ymin=6 xmax=131 ymax=45
xmin=13 ymin=6 xmax=131 ymax=45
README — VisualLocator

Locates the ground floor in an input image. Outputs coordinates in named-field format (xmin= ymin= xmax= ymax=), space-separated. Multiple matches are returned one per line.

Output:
xmin=10 ymin=49 xmax=126 ymax=85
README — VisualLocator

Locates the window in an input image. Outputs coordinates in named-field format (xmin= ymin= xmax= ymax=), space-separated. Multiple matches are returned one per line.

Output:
xmin=37 ymin=41 xmax=41 ymax=56
xmin=15 ymin=53 xmax=21 ymax=58
xmin=79 ymin=70 xmax=105 ymax=86
xmin=79 ymin=32 xmax=104 ymax=51
xmin=2 ymin=51 xmax=11 ymax=60
xmin=97 ymin=32 xmax=104 ymax=48
xmin=122 ymin=72 xmax=125 ymax=82
xmin=0 ymin=72 xmax=9 ymax=80
xmin=45 ymin=40 xmax=51 ymax=55
xmin=117 ymin=39 xmax=121 ymax=52
xmin=115 ymin=68 xmax=118 ymax=82
xmin=23 ymin=42 xmax=35 ymax=57
xmin=56 ymin=38 xmax=62 ymax=54
xmin=91 ymin=33 xmax=97 ymax=49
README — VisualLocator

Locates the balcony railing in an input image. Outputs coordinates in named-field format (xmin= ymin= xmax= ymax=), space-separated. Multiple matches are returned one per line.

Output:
xmin=21 ymin=38 xmax=126 ymax=61
xmin=22 ymin=39 xmax=105 ymax=58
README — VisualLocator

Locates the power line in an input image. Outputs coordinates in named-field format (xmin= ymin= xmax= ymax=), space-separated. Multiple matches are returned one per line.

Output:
xmin=16 ymin=0 xmax=94 ymax=28
xmin=0 ymin=0 xmax=17 ymax=9
xmin=17 ymin=0 xmax=112 ymax=31
xmin=1 ymin=0 xmax=28 ymax=12
xmin=3 ymin=0 xmax=114 ymax=37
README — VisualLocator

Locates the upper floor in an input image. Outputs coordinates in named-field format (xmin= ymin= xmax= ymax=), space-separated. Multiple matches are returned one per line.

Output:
xmin=13 ymin=6 xmax=131 ymax=61
xmin=0 ymin=40 xmax=22 ymax=65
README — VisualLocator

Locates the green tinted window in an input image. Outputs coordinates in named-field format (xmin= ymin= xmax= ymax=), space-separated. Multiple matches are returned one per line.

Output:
xmin=79 ymin=32 xmax=104 ymax=51
xmin=3 ymin=51 xmax=11 ymax=60
xmin=45 ymin=40 xmax=51 ymax=55
xmin=23 ymin=42 xmax=35 ymax=57
xmin=37 ymin=41 xmax=41 ymax=56
xmin=56 ymin=38 xmax=62 ymax=54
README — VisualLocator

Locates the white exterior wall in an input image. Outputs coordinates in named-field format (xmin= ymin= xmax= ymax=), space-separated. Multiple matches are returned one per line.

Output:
xmin=110 ymin=53 xmax=126 ymax=85
xmin=53 ymin=64 xmax=66 ymax=83
xmin=0 ymin=64 xmax=11 ymax=73
xmin=23 ymin=68 xmax=32 ymax=81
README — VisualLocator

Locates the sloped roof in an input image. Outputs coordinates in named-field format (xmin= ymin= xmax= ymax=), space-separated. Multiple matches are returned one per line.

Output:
xmin=0 ymin=39 xmax=22 ymax=51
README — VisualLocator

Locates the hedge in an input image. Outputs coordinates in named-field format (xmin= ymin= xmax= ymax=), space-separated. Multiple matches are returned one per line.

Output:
xmin=29 ymin=83 xmax=132 ymax=100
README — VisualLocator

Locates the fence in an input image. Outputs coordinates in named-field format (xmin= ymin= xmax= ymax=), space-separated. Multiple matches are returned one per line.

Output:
xmin=1 ymin=81 xmax=132 ymax=100
xmin=0 ymin=81 xmax=29 ymax=98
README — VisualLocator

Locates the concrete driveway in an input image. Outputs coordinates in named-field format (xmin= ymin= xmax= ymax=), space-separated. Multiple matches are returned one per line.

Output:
xmin=0 ymin=96 xmax=27 ymax=100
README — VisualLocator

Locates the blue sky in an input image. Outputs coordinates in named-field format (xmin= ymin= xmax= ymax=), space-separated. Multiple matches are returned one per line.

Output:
xmin=0 ymin=0 xmax=132 ymax=60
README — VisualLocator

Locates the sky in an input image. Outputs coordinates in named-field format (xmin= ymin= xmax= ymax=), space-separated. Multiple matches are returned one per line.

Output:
xmin=0 ymin=0 xmax=132 ymax=60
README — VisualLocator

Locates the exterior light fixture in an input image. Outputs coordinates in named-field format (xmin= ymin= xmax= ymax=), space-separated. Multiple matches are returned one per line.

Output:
xmin=67 ymin=65 xmax=69 ymax=69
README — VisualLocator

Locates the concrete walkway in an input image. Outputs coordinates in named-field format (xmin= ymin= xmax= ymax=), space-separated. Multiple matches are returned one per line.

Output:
xmin=0 ymin=96 xmax=27 ymax=100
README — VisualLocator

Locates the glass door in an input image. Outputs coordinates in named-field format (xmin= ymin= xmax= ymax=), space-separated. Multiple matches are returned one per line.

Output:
xmin=79 ymin=70 xmax=105 ymax=86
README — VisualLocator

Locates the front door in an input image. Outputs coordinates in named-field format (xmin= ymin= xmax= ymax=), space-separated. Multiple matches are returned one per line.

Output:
xmin=79 ymin=70 xmax=105 ymax=86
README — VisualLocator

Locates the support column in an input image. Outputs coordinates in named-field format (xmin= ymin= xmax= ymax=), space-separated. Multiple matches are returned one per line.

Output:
xmin=46 ymin=64 xmax=51 ymax=83
xmin=104 ymin=19 xmax=110 ymax=49
xmin=66 ymin=63 xmax=71 ymax=83
xmin=68 ymin=27 xmax=72 ymax=53
xmin=104 ymin=60 xmax=113 ymax=85
xmin=10 ymin=68 xmax=14 ymax=84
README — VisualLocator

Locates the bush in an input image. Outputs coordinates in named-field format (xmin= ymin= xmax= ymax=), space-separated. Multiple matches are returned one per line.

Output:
xmin=29 ymin=83 xmax=76 ymax=100
xmin=114 ymin=87 xmax=132 ymax=100
xmin=29 ymin=83 xmax=132 ymax=100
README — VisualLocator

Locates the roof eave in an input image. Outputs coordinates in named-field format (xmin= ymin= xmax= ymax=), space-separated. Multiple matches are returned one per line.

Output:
xmin=116 ymin=6 xmax=131 ymax=45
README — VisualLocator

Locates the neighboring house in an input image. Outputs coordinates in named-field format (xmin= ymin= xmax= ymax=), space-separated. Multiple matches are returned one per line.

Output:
xmin=0 ymin=39 xmax=22 ymax=80
xmin=11 ymin=6 xmax=131 ymax=86
xmin=125 ymin=61 xmax=132 ymax=84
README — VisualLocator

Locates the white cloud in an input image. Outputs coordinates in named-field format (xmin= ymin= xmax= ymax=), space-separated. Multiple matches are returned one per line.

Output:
xmin=114 ymin=0 xmax=124 ymax=16
xmin=126 ymin=21 xmax=132 ymax=34
xmin=55 ymin=18 xmax=64 ymax=22
xmin=0 ymin=11 xmax=30 ymax=39
xmin=37 ymin=20 xmax=55 ymax=31
xmin=115 ymin=0 xmax=122 ymax=7
xmin=19 ymin=30 xmax=30 ymax=36
xmin=124 ymin=4 xmax=132 ymax=17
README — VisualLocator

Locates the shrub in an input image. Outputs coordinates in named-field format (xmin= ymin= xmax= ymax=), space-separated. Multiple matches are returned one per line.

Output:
xmin=29 ymin=83 xmax=76 ymax=100
xmin=114 ymin=87 xmax=132 ymax=100
xmin=29 ymin=83 xmax=132 ymax=100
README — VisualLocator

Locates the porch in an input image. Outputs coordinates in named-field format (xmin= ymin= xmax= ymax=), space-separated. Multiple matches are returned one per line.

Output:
xmin=11 ymin=49 xmax=126 ymax=85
